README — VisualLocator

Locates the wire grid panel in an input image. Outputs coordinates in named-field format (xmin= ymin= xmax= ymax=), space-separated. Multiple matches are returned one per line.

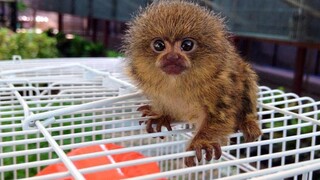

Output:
xmin=1 ymin=59 xmax=320 ymax=180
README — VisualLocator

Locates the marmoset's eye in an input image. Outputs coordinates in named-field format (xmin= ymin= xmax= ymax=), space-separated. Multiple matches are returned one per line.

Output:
xmin=152 ymin=39 xmax=166 ymax=52
xmin=181 ymin=39 xmax=196 ymax=52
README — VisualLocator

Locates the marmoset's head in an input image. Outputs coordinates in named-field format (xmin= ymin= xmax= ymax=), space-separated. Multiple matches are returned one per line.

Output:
xmin=123 ymin=0 xmax=233 ymax=81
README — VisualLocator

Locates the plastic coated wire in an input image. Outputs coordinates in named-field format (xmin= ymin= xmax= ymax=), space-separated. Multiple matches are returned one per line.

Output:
xmin=35 ymin=121 xmax=85 ymax=180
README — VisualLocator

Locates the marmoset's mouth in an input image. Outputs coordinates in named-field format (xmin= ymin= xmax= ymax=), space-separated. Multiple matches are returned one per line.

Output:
xmin=161 ymin=62 xmax=187 ymax=75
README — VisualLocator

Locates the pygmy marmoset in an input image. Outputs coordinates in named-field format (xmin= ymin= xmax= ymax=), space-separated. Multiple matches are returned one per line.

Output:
xmin=123 ymin=0 xmax=262 ymax=167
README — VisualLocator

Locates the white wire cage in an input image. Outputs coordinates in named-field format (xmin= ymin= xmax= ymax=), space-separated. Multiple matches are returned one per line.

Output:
xmin=0 ymin=58 xmax=320 ymax=180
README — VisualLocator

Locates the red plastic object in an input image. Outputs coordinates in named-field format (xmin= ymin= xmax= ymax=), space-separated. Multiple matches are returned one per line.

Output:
xmin=36 ymin=144 xmax=165 ymax=180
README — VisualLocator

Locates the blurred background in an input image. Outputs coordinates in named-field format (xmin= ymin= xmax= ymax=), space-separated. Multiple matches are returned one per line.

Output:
xmin=0 ymin=0 xmax=319 ymax=99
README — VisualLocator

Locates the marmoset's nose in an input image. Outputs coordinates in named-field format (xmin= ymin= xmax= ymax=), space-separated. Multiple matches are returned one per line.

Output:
xmin=165 ymin=52 xmax=180 ymax=61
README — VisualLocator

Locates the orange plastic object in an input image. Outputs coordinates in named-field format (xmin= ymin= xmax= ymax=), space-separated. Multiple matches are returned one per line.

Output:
xmin=36 ymin=144 xmax=165 ymax=180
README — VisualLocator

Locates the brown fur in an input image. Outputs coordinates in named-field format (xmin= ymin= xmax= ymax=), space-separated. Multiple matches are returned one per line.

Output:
xmin=122 ymin=0 xmax=262 ymax=167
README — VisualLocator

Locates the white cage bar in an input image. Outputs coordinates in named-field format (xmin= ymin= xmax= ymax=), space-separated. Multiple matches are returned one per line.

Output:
xmin=0 ymin=58 xmax=320 ymax=180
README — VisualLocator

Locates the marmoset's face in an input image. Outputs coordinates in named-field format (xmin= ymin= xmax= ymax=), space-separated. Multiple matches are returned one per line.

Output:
xmin=149 ymin=37 xmax=196 ymax=75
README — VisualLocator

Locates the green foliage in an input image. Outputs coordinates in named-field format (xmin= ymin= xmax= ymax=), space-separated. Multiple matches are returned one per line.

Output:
xmin=106 ymin=50 xmax=123 ymax=57
xmin=35 ymin=33 xmax=59 ymax=58
xmin=17 ymin=1 xmax=28 ymax=12
xmin=278 ymin=86 xmax=285 ymax=92
xmin=0 ymin=29 xmax=15 ymax=60
xmin=0 ymin=28 xmax=121 ymax=60
xmin=44 ymin=28 xmax=122 ymax=58
xmin=0 ymin=28 xmax=58 ymax=60
xmin=54 ymin=32 xmax=107 ymax=57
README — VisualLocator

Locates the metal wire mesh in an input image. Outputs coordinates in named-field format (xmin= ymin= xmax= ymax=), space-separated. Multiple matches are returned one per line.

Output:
xmin=0 ymin=58 xmax=320 ymax=180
